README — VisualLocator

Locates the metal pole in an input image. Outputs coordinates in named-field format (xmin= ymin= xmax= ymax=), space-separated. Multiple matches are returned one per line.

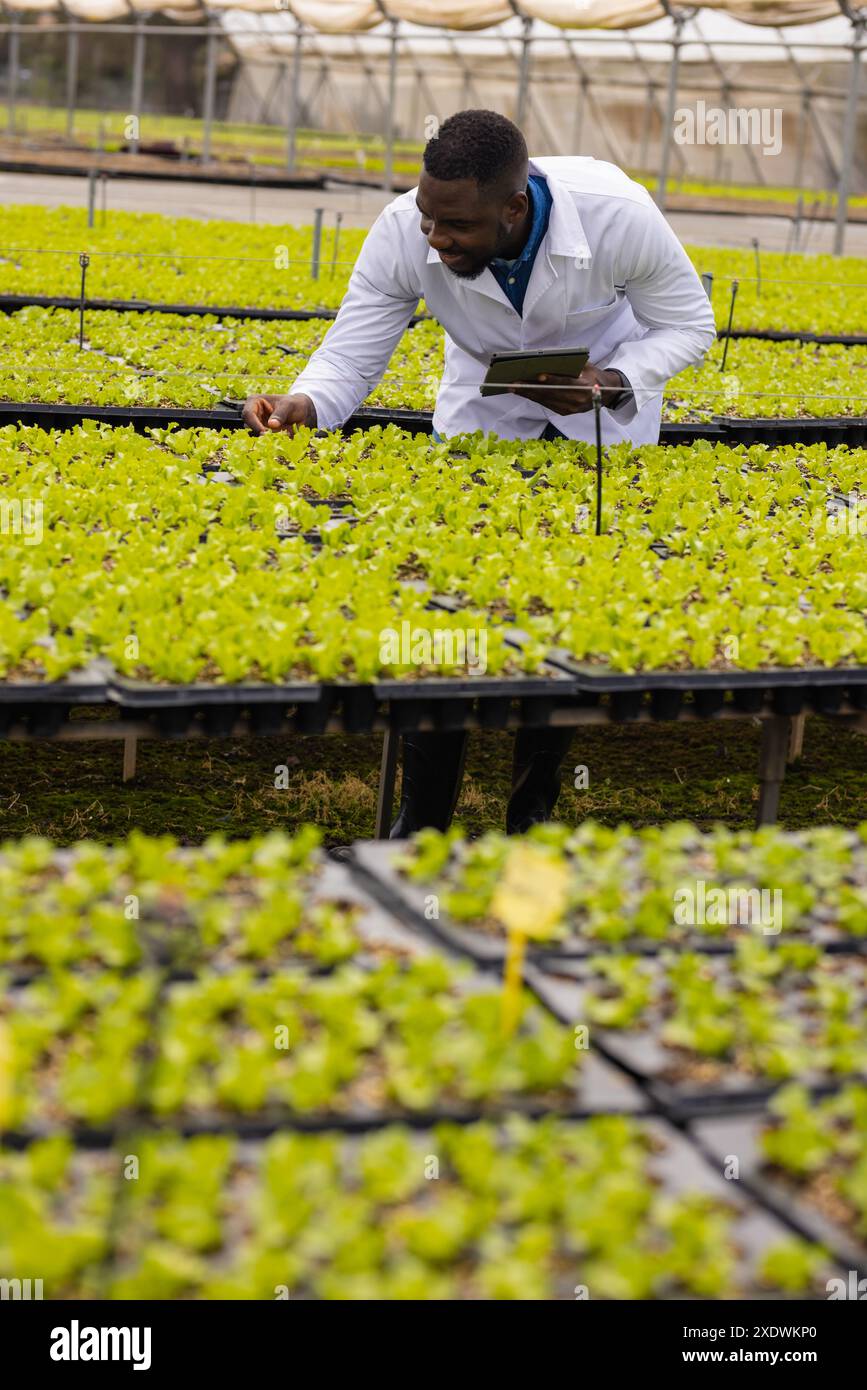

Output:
xmin=201 ymin=14 xmax=218 ymax=165
xmin=516 ymin=15 xmax=533 ymax=128
xmin=7 ymin=14 xmax=19 ymax=137
xmin=833 ymin=15 xmax=865 ymax=257
xmin=86 ymin=168 xmax=96 ymax=227
xmin=571 ymin=72 xmax=586 ymax=154
xmin=384 ymin=17 xmax=398 ymax=193
xmin=286 ymin=20 xmax=303 ymax=172
xmin=793 ymin=89 xmax=809 ymax=191
xmin=130 ymin=16 xmax=146 ymax=156
xmin=656 ymin=9 xmax=690 ymax=212
xmin=311 ymin=207 xmax=323 ymax=280
xmin=65 ymin=25 xmax=79 ymax=142
xmin=639 ymin=84 xmax=654 ymax=173
xmin=330 ymin=211 xmax=343 ymax=277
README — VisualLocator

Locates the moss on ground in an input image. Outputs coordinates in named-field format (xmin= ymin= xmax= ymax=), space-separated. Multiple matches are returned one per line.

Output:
xmin=0 ymin=714 xmax=865 ymax=847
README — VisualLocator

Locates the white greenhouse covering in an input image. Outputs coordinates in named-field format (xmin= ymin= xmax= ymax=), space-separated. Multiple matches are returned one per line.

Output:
xmin=0 ymin=2 xmax=861 ymax=28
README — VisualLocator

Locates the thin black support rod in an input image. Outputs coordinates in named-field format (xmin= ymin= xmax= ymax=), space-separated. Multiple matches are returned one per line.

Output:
xmin=593 ymin=384 xmax=603 ymax=536
xmin=719 ymin=279 xmax=738 ymax=372
xmin=752 ymin=238 xmax=761 ymax=297
xmin=311 ymin=208 xmax=323 ymax=280
xmin=78 ymin=253 xmax=89 ymax=350
xmin=330 ymin=211 xmax=343 ymax=278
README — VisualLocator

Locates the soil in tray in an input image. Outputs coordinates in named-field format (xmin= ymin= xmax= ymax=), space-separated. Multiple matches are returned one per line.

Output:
xmin=528 ymin=943 xmax=867 ymax=1104
xmin=0 ymin=1114 xmax=836 ymax=1300
xmin=2 ymin=956 xmax=612 ymax=1135
xmin=694 ymin=1085 xmax=867 ymax=1274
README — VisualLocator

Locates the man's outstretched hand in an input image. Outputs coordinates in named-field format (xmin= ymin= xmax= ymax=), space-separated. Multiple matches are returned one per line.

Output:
xmin=510 ymin=364 xmax=628 ymax=415
xmin=243 ymin=393 xmax=318 ymax=436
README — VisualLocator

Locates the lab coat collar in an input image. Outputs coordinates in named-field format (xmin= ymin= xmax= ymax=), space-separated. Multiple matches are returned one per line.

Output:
xmin=425 ymin=159 xmax=593 ymax=277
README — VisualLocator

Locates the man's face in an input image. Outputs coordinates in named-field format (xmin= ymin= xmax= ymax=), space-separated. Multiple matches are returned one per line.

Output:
xmin=416 ymin=171 xmax=526 ymax=279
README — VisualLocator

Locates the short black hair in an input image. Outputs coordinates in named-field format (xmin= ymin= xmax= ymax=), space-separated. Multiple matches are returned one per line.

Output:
xmin=423 ymin=110 xmax=528 ymax=193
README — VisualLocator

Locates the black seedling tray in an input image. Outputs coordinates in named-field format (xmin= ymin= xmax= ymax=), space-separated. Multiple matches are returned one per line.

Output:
xmin=525 ymin=960 xmax=867 ymax=1123
xmin=109 ymin=673 xmax=324 ymax=738
xmin=631 ymin=1117 xmax=847 ymax=1299
xmin=725 ymin=328 xmax=867 ymax=348
xmin=1 ymin=398 xmax=862 ymax=449
xmin=544 ymin=650 xmax=867 ymax=716
xmin=0 ymin=293 xmax=430 ymax=327
xmin=2 ymin=1047 xmax=646 ymax=1151
xmin=347 ymin=840 xmax=867 ymax=968
xmin=692 ymin=1112 xmax=867 ymax=1277
xmin=0 ymin=664 xmax=111 ymax=736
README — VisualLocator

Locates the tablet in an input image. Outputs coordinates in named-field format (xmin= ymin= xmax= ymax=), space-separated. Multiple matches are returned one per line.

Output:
xmin=480 ymin=347 xmax=590 ymax=398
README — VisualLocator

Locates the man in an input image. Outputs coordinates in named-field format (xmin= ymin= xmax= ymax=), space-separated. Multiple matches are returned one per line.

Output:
xmin=244 ymin=109 xmax=715 ymax=836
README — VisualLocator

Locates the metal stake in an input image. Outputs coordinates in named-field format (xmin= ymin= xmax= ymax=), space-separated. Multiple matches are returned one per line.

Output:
xmin=86 ymin=168 xmax=97 ymax=227
xmin=78 ymin=253 xmax=90 ymax=350
xmin=593 ymin=384 xmax=603 ymax=536
xmin=719 ymin=279 xmax=738 ymax=373
xmin=311 ymin=207 xmax=324 ymax=280
xmin=751 ymin=237 xmax=761 ymax=297
xmin=330 ymin=211 xmax=343 ymax=277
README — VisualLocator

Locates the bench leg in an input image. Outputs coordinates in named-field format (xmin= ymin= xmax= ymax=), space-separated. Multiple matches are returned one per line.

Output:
xmin=787 ymin=711 xmax=806 ymax=763
xmin=122 ymin=734 xmax=138 ymax=783
xmin=374 ymin=728 xmax=400 ymax=839
xmin=756 ymin=716 xmax=791 ymax=827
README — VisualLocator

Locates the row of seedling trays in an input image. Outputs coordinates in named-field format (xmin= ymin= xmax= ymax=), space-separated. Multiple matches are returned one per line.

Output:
xmin=3 ymin=662 xmax=867 ymax=738
xmin=1 ymin=292 xmax=865 ymax=347
xmin=4 ymin=847 xmax=864 ymax=1293
xmin=1 ymin=397 xmax=866 ymax=447
xmin=346 ymin=841 xmax=867 ymax=1276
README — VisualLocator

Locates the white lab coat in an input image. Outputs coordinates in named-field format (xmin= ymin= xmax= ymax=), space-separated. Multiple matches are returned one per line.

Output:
xmin=289 ymin=156 xmax=716 ymax=444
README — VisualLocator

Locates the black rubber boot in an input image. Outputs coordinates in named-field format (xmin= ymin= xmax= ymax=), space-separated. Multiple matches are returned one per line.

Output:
xmin=389 ymin=731 xmax=468 ymax=838
xmin=506 ymin=727 xmax=574 ymax=834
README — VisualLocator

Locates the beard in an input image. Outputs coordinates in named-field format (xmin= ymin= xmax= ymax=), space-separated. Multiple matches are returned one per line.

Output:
xmin=444 ymin=219 xmax=514 ymax=280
